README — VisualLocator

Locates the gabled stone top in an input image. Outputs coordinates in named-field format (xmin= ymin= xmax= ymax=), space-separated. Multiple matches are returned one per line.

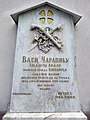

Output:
xmin=11 ymin=1 xmax=82 ymax=25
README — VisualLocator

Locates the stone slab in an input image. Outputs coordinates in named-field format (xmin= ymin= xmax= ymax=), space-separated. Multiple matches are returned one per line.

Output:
xmin=10 ymin=4 xmax=80 ymax=112
xmin=3 ymin=112 xmax=87 ymax=120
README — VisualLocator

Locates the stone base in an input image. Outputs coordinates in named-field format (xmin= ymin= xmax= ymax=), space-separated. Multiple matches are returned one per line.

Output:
xmin=3 ymin=111 xmax=87 ymax=120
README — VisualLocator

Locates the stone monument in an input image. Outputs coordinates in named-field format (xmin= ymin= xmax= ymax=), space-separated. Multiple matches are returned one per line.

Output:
xmin=3 ymin=1 xmax=87 ymax=120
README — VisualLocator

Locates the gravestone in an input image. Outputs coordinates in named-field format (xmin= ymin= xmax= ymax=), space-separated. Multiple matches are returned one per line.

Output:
xmin=3 ymin=1 xmax=87 ymax=120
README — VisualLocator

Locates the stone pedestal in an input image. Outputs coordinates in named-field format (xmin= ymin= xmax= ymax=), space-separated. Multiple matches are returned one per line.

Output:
xmin=3 ymin=112 xmax=87 ymax=120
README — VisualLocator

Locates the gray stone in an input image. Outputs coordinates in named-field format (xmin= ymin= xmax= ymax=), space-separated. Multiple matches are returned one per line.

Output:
xmin=10 ymin=4 xmax=80 ymax=112
xmin=3 ymin=112 xmax=87 ymax=120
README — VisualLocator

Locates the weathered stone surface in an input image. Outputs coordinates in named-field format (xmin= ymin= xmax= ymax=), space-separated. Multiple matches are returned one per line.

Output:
xmin=10 ymin=5 xmax=80 ymax=112
xmin=3 ymin=112 xmax=87 ymax=120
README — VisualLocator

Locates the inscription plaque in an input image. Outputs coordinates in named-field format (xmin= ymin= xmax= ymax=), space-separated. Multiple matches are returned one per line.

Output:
xmin=10 ymin=3 xmax=81 ymax=113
